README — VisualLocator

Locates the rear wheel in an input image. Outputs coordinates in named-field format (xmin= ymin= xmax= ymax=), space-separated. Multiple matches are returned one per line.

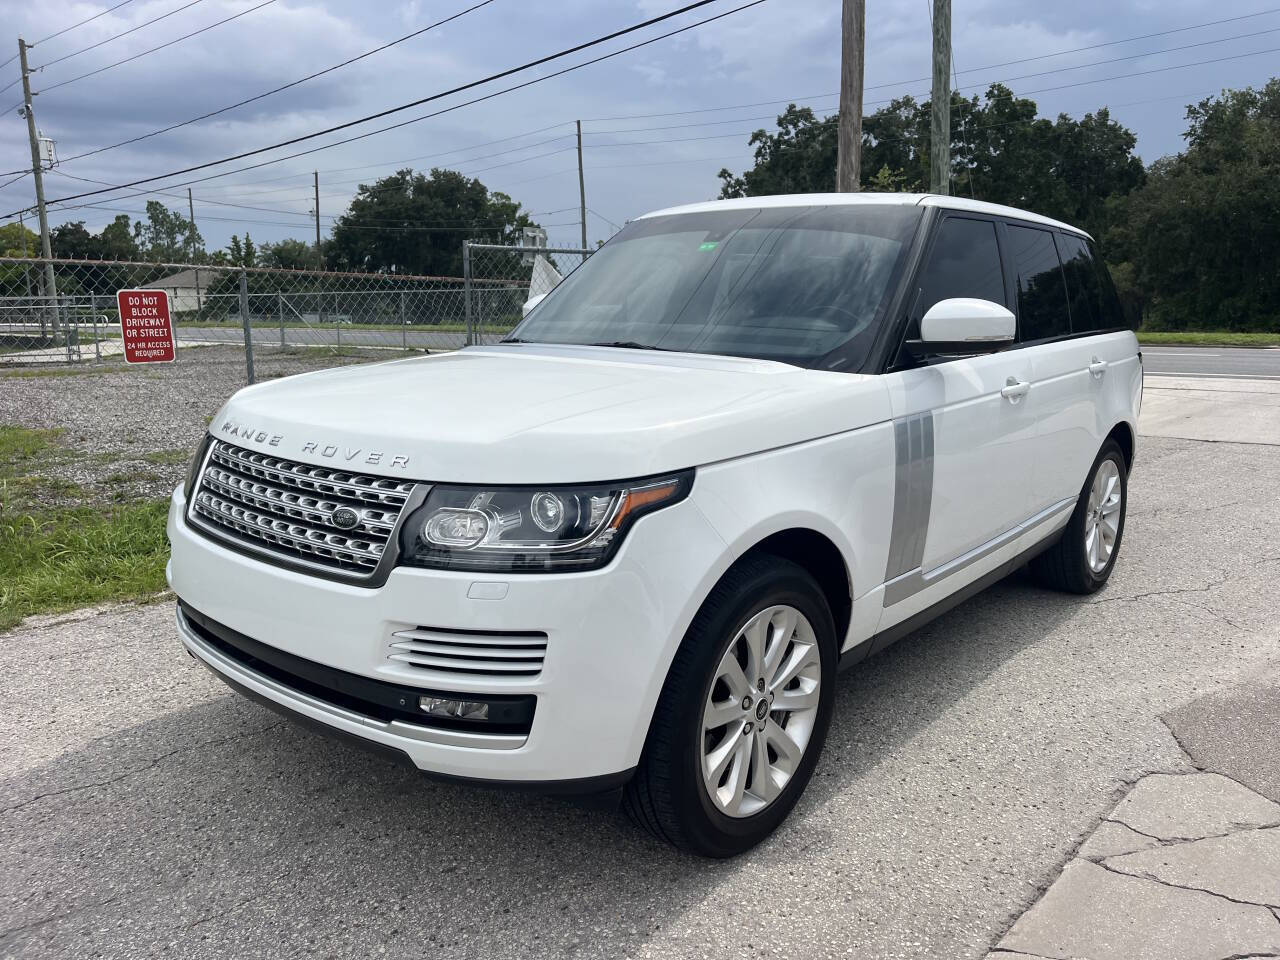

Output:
xmin=1031 ymin=440 xmax=1127 ymax=594
xmin=623 ymin=555 xmax=836 ymax=857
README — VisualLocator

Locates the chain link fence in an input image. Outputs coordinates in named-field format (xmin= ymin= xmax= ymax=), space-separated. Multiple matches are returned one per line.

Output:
xmin=463 ymin=242 xmax=591 ymax=345
xmin=1 ymin=243 xmax=592 ymax=380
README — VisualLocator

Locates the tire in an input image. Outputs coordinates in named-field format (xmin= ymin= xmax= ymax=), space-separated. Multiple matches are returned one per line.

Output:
xmin=623 ymin=554 xmax=837 ymax=857
xmin=1030 ymin=439 xmax=1128 ymax=594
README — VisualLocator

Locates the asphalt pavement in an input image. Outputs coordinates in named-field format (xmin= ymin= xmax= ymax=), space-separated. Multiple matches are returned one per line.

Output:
xmin=3 ymin=386 xmax=1279 ymax=958
xmin=1140 ymin=345 xmax=1280 ymax=379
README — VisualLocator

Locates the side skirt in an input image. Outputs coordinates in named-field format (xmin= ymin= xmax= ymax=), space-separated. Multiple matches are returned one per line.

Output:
xmin=837 ymin=527 xmax=1063 ymax=673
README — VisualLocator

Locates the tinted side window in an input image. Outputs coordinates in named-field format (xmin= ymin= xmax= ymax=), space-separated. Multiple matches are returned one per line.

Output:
xmin=1056 ymin=233 xmax=1102 ymax=333
xmin=1087 ymin=238 xmax=1130 ymax=330
xmin=1006 ymin=224 xmax=1070 ymax=341
xmin=909 ymin=217 xmax=1005 ymax=337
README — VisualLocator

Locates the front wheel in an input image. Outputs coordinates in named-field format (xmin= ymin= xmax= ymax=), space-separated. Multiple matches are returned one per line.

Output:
xmin=1031 ymin=439 xmax=1128 ymax=594
xmin=623 ymin=555 xmax=837 ymax=857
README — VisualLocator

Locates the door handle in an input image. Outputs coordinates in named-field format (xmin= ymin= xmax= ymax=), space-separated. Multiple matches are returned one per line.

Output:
xmin=1088 ymin=357 xmax=1108 ymax=379
xmin=1000 ymin=377 xmax=1030 ymax=403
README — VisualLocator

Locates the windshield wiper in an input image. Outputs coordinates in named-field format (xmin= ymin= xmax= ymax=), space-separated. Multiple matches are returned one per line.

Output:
xmin=587 ymin=340 xmax=671 ymax=351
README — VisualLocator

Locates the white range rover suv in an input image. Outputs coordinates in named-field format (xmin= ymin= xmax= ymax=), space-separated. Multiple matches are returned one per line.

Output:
xmin=168 ymin=193 xmax=1141 ymax=856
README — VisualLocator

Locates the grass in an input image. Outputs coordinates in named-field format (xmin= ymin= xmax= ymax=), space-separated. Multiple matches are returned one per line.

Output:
xmin=0 ymin=424 xmax=63 ymax=462
xmin=0 ymin=502 xmax=171 ymax=632
xmin=1137 ymin=331 xmax=1280 ymax=347
xmin=0 ymin=424 xmax=171 ymax=632
xmin=141 ymin=448 xmax=191 ymax=466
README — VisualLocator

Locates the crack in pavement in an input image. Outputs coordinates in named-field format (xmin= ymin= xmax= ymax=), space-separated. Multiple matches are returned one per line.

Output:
xmin=1089 ymin=571 xmax=1234 ymax=608
xmin=991 ymin=949 xmax=1072 ymax=960
xmin=0 ymin=896 xmax=120 ymax=945
xmin=1094 ymin=858 xmax=1280 ymax=911
xmin=187 ymin=890 xmax=274 ymax=930
xmin=1169 ymin=595 xmax=1248 ymax=630
xmin=0 ymin=720 xmax=287 ymax=816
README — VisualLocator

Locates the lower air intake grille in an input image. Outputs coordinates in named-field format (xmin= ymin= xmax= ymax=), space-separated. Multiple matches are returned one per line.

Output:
xmin=388 ymin=626 xmax=548 ymax=678
xmin=189 ymin=440 xmax=416 ymax=578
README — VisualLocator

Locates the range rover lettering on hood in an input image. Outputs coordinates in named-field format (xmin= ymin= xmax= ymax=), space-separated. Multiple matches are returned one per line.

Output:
xmin=218 ymin=420 xmax=410 ymax=469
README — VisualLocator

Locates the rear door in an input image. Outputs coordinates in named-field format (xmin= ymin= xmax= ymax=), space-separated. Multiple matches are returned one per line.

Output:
xmin=879 ymin=214 xmax=1036 ymax=621
xmin=1022 ymin=229 xmax=1115 ymax=510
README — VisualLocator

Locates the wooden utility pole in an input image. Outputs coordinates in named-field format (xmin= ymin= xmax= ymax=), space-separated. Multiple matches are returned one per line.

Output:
xmin=576 ymin=120 xmax=587 ymax=249
xmin=186 ymin=188 xmax=197 ymax=260
xmin=835 ymin=0 xmax=865 ymax=192
xmin=929 ymin=0 xmax=951 ymax=195
xmin=17 ymin=38 xmax=57 ymax=332
xmin=313 ymin=171 xmax=322 ymax=266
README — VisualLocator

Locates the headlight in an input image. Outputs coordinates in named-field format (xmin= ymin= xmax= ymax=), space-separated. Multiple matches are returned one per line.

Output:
xmin=183 ymin=434 xmax=212 ymax=500
xmin=399 ymin=472 xmax=693 ymax=572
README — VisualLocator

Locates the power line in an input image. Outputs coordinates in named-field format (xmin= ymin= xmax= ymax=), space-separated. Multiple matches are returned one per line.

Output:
xmin=57 ymin=0 xmax=499 ymax=164
xmin=33 ymin=0 xmax=740 ymax=204
xmin=579 ymin=5 xmax=1280 ymax=124
xmin=33 ymin=0 xmax=206 ymax=70
xmin=49 ymin=169 xmax=593 ymax=227
xmin=29 ymin=0 xmax=141 ymax=48
xmin=70 ymin=200 xmax=580 ymax=233
xmin=36 ymin=0 xmax=278 ymax=94
xmin=188 ymin=120 xmax=576 ymax=192
xmin=118 ymin=4 xmax=1274 ymax=201
xmin=15 ymin=0 xmax=769 ymax=215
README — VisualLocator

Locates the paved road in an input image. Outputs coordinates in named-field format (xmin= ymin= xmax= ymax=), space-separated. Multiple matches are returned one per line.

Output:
xmin=3 ymin=427 xmax=1278 ymax=957
xmin=1140 ymin=345 xmax=1280 ymax=380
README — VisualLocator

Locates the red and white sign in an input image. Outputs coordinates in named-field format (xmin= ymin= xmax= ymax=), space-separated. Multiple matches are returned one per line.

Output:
xmin=116 ymin=289 xmax=175 ymax=363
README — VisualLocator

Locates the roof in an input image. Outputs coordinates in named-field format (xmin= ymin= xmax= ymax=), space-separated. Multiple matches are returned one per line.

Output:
xmin=636 ymin=192 xmax=1090 ymax=238
xmin=152 ymin=268 xmax=205 ymax=288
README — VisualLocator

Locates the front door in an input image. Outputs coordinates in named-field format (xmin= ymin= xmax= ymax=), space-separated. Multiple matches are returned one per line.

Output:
xmin=879 ymin=214 xmax=1037 ymax=625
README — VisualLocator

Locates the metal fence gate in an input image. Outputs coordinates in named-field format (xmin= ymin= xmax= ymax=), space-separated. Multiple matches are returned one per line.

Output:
xmin=462 ymin=242 xmax=592 ymax=345
xmin=1 ymin=245 xmax=594 ymax=380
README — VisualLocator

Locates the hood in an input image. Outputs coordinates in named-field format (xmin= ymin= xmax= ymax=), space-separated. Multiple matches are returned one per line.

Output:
xmin=212 ymin=344 xmax=891 ymax=484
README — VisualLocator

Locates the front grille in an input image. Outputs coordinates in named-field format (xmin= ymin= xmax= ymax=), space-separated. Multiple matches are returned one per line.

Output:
xmin=189 ymin=440 xmax=416 ymax=577
xmin=388 ymin=626 xmax=548 ymax=678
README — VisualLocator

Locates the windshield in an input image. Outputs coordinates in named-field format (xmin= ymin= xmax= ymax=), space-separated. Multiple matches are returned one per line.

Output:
xmin=509 ymin=203 xmax=922 ymax=367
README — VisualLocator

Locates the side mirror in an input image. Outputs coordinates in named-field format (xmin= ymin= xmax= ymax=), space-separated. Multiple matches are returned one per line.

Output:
xmin=907 ymin=298 xmax=1016 ymax=357
xmin=522 ymin=293 xmax=547 ymax=318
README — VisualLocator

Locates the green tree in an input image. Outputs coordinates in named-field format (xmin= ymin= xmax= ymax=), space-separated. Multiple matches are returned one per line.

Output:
xmin=328 ymin=168 xmax=538 ymax=276
xmin=98 ymin=215 xmax=139 ymax=261
xmin=718 ymin=105 xmax=839 ymax=197
xmin=51 ymin=221 xmax=95 ymax=258
xmin=261 ymin=237 xmax=315 ymax=270
xmin=133 ymin=201 xmax=202 ymax=261
xmin=0 ymin=222 xmax=40 ymax=257
xmin=1106 ymin=80 xmax=1280 ymax=331
xmin=717 ymin=85 xmax=1144 ymax=240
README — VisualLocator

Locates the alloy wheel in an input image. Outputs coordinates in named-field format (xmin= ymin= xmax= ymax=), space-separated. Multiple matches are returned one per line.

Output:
xmin=699 ymin=604 xmax=822 ymax=818
xmin=1085 ymin=458 xmax=1123 ymax=574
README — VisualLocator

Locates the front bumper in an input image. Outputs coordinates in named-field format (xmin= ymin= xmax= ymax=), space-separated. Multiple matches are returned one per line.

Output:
xmin=167 ymin=484 xmax=726 ymax=784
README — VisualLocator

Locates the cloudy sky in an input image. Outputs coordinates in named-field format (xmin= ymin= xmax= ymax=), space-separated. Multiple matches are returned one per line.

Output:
xmin=0 ymin=0 xmax=1274 ymax=253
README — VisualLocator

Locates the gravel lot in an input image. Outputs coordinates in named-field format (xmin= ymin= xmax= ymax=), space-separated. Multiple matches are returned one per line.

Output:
xmin=2 ymin=430 xmax=1278 ymax=959
xmin=0 ymin=347 xmax=384 ymax=503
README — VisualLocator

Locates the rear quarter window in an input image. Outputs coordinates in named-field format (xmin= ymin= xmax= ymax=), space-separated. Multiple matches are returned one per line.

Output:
xmin=1086 ymin=239 xmax=1132 ymax=331
xmin=1006 ymin=224 xmax=1071 ymax=342
xmin=1056 ymin=233 xmax=1104 ymax=334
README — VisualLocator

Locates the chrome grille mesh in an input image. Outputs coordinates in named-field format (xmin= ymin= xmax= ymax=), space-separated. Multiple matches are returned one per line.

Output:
xmin=190 ymin=441 xmax=416 ymax=576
